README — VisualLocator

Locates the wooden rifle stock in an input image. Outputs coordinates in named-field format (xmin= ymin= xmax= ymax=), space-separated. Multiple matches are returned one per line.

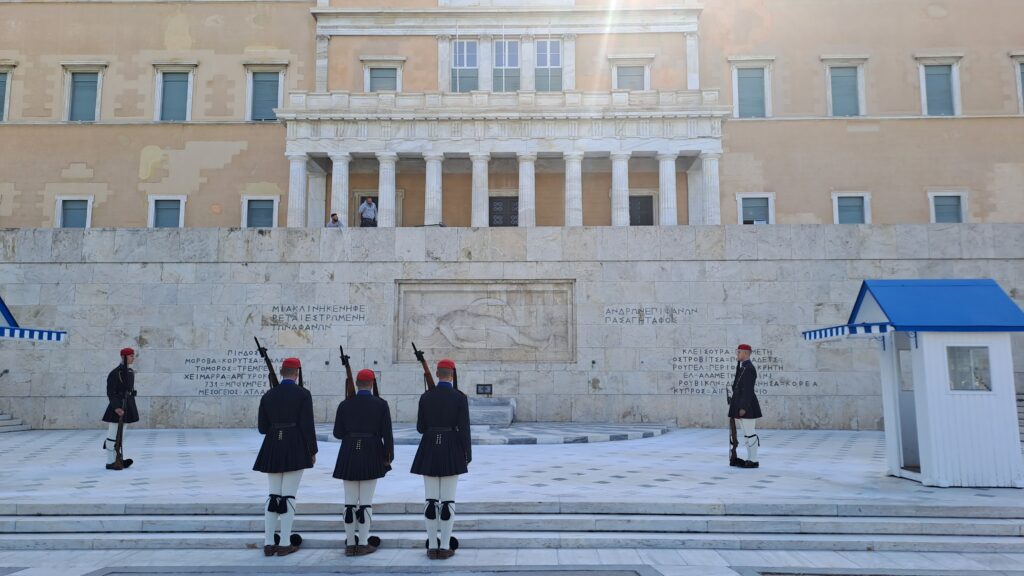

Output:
xmin=411 ymin=342 xmax=435 ymax=391
xmin=340 ymin=345 xmax=355 ymax=398
xmin=254 ymin=337 xmax=279 ymax=388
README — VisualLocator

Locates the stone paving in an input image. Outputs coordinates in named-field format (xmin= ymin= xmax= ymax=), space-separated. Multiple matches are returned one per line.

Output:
xmin=317 ymin=423 xmax=672 ymax=445
xmin=1 ymin=427 xmax=1024 ymax=576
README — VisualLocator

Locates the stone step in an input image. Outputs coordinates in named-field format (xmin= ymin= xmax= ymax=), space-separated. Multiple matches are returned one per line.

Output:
xmin=6 ymin=513 xmax=1022 ymax=537
xmin=0 ymin=425 xmax=30 ymax=433
xmin=0 ymin=413 xmax=11 ymax=421
xmin=0 ymin=418 xmax=24 ymax=427
xmin=1 ymin=530 xmax=1022 ymax=553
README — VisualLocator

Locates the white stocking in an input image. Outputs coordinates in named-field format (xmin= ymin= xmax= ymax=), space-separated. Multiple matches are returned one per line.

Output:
xmin=265 ymin=473 xmax=284 ymax=546
xmin=343 ymin=480 xmax=359 ymax=546
xmin=438 ymin=475 xmax=458 ymax=550
xmin=357 ymin=479 xmax=377 ymax=545
xmin=105 ymin=423 xmax=119 ymax=465
xmin=740 ymin=419 xmax=759 ymax=463
xmin=278 ymin=470 xmax=304 ymax=545
xmin=423 ymin=476 xmax=441 ymax=548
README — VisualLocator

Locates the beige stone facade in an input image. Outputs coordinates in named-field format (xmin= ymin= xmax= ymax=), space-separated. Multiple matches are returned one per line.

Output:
xmin=1 ymin=0 xmax=1022 ymax=228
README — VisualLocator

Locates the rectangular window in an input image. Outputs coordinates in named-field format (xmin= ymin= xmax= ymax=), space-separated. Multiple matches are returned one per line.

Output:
xmin=1019 ymin=62 xmax=1024 ymax=111
xmin=932 ymin=194 xmax=963 ymax=223
xmin=369 ymin=68 xmax=398 ymax=92
xmin=493 ymin=40 xmax=520 ymax=92
xmin=159 ymin=72 xmax=189 ymax=121
xmin=616 ymin=66 xmax=645 ymax=91
xmin=924 ymin=64 xmax=955 ymax=116
xmin=0 ymin=72 xmax=7 ymax=121
xmin=536 ymin=39 xmax=562 ymax=92
xmin=250 ymin=71 xmax=280 ymax=121
xmin=741 ymin=197 xmax=771 ymax=225
xmin=836 ymin=195 xmax=866 ymax=224
xmin=629 ymin=196 xmax=655 ymax=226
xmin=69 ymin=72 xmax=98 ymax=121
xmin=246 ymin=199 xmax=276 ymax=228
xmin=737 ymin=67 xmax=766 ymax=118
xmin=152 ymin=199 xmax=183 ymax=228
xmin=947 ymin=346 xmax=991 ymax=391
xmin=830 ymin=66 xmax=860 ymax=117
xmin=451 ymin=40 xmax=479 ymax=92
xmin=60 ymin=199 xmax=89 ymax=228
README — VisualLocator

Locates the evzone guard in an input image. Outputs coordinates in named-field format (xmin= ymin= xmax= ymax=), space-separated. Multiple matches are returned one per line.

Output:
xmin=410 ymin=344 xmax=472 ymax=560
xmin=728 ymin=343 xmax=763 ymax=469
xmin=253 ymin=355 xmax=318 ymax=557
xmin=102 ymin=347 xmax=138 ymax=470
xmin=333 ymin=346 xmax=394 ymax=557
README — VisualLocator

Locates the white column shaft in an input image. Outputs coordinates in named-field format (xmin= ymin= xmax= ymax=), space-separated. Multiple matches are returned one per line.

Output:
xmin=377 ymin=153 xmax=398 ymax=228
xmin=437 ymin=35 xmax=451 ymax=92
xmin=658 ymin=154 xmax=679 ymax=226
xmin=470 ymin=153 xmax=490 ymax=227
xmin=520 ymin=36 xmax=536 ymax=91
xmin=686 ymin=33 xmax=700 ymax=90
xmin=687 ymin=162 xmax=705 ymax=225
xmin=286 ymin=154 xmax=308 ymax=228
xmin=700 ymin=153 xmax=722 ymax=225
xmin=610 ymin=153 xmax=631 ymax=226
xmin=315 ymin=36 xmax=329 ymax=93
xmin=308 ymin=171 xmax=327 ymax=228
xmin=518 ymin=153 xmax=537 ymax=227
xmin=479 ymin=36 xmax=493 ymax=92
xmin=563 ymin=152 xmax=584 ymax=226
xmin=424 ymin=154 xmax=444 ymax=226
xmin=562 ymin=35 xmax=576 ymax=90
xmin=330 ymin=154 xmax=350 ymax=227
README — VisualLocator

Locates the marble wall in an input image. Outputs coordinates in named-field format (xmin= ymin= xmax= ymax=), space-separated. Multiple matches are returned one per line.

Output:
xmin=1 ymin=225 xmax=1022 ymax=430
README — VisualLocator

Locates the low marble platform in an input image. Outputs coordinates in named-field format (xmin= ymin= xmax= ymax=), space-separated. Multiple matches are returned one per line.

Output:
xmin=316 ymin=423 xmax=672 ymax=445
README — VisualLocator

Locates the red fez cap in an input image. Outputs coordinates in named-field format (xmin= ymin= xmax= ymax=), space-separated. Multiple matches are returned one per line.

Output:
xmin=281 ymin=357 xmax=301 ymax=370
xmin=737 ymin=344 xmax=752 ymax=352
xmin=437 ymin=359 xmax=456 ymax=371
xmin=356 ymin=369 xmax=375 ymax=382
xmin=120 ymin=347 xmax=135 ymax=357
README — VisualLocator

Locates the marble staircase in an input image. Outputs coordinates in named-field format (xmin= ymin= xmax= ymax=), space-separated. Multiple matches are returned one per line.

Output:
xmin=0 ymin=412 xmax=29 ymax=433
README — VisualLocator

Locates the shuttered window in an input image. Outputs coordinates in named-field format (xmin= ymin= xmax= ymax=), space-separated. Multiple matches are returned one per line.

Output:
xmin=251 ymin=72 xmax=280 ymax=121
xmin=830 ymin=66 xmax=860 ymax=117
xmin=836 ymin=196 xmax=866 ymax=224
xmin=153 ymin=199 xmax=182 ymax=228
xmin=741 ymin=197 xmax=771 ymax=225
xmin=369 ymin=68 xmax=397 ymax=92
xmin=0 ymin=72 xmax=7 ymax=121
xmin=616 ymin=66 xmax=645 ymax=90
xmin=60 ymin=200 xmax=89 ymax=228
xmin=246 ymin=199 xmax=276 ymax=228
xmin=737 ymin=67 xmax=766 ymax=118
xmin=69 ymin=72 xmax=98 ymax=121
xmin=924 ymin=65 xmax=955 ymax=116
xmin=932 ymin=195 xmax=963 ymax=223
xmin=159 ymin=72 xmax=189 ymax=121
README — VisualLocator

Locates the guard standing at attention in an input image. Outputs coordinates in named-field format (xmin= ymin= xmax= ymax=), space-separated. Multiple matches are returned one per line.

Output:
xmin=729 ymin=344 xmax=763 ymax=468
xmin=410 ymin=358 xmax=471 ymax=560
xmin=253 ymin=357 xmax=318 ymax=557
xmin=333 ymin=368 xmax=394 ymax=557
xmin=102 ymin=347 xmax=139 ymax=470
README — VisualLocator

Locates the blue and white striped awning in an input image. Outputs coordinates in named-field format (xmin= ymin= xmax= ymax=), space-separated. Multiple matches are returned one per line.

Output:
xmin=802 ymin=322 xmax=892 ymax=342
xmin=0 ymin=295 xmax=67 ymax=343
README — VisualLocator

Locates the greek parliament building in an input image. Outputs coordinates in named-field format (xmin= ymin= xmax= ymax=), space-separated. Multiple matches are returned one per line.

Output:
xmin=1 ymin=0 xmax=1023 ymax=230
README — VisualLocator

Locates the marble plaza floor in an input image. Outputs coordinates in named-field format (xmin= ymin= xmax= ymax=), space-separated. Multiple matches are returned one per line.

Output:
xmin=0 ymin=427 xmax=1023 ymax=576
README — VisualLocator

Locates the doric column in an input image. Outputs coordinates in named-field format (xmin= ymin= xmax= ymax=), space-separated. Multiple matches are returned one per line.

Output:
xmin=657 ymin=153 xmax=679 ymax=226
xmin=562 ymin=34 xmax=576 ymax=90
xmin=329 ymin=153 xmax=350 ymax=227
xmin=423 ymin=153 xmax=444 ymax=226
xmin=610 ymin=152 xmax=631 ymax=226
xmin=376 ymin=152 xmax=398 ymax=227
xmin=700 ymin=152 xmax=722 ymax=225
xmin=517 ymin=152 xmax=537 ymax=227
xmin=479 ymin=35 xmax=493 ymax=92
xmin=687 ymin=161 xmax=705 ymax=225
xmin=308 ymin=170 xmax=327 ymax=228
xmin=563 ymin=151 xmax=584 ymax=226
xmin=470 ymin=152 xmax=490 ymax=227
xmin=685 ymin=32 xmax=700 ymax=90
xmin=437 ymin=35 xmax=451 ymax=92
xmin=520 ymin=35 xmax=535 ymax=92
xmin=286 ymin=154 xmax=308 ymax=227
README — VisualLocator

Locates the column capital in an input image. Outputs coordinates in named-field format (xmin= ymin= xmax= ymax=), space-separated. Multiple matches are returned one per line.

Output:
xmin=286 ymin=153 xmax=308 ymax=162
xmin=517 ymin=152 xmax=538 ymax=163
xmin=436 ymin=34 xmax=451 ymax=41
xmin=376 ymin=152 xmax=399 ymax=163
xmin=609 ymin=151 xmax=632 ymax=162
xmin=329 ymin=152 xmax=351 ymax=163
xmin=563 ymin=151 xmax=585 ymax=161
xmin=480 ymin=34 xmax=493 ymax=41
xmin=656 ymin=152 xmax=680 ymax=162
xmin=521 ymin=34 xmax=535 ymax=42
xmin=700 ymin=151 xmax=722 ymax=161
xmin=561 ymin=33 xmax=577 ymax=41
xmin=469 ymin=152 xmax=491 ymax=162
xmin=423 ymin=152 xmax=445 ymax=162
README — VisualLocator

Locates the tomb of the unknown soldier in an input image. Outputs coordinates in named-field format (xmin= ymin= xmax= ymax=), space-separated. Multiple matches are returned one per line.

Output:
xmin=2 ymin=0 xmax=1024 ymax=574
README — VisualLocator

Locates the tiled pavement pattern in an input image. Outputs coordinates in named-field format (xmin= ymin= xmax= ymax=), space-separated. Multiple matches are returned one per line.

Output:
xmin=317 ymin=423 xmax=672 ymax=445
xmin=2 ymin=428 xmax=1024 ymax=575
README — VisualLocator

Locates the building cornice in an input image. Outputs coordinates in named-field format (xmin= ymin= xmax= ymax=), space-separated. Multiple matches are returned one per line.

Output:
xmin=312 ymin=8 xmax=701 ymax=37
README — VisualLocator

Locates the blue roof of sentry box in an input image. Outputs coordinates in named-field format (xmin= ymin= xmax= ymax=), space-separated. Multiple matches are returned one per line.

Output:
xmin=848 ymin=279 xmax=1024 ymax=332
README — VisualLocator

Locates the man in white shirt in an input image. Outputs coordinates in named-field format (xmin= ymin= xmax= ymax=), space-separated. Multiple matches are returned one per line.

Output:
xmin=358 ymin=198 xmax=377 ymax=227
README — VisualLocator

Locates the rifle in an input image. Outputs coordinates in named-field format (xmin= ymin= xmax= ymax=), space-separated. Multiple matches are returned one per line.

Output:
xmin=112 ymin=365 xmax=133 ymax=470
xmin=298 ymin=366 xmax=304 ymax=388
xmin=412 ymin=342 xmax=435 ymax=391
xmin=254 ymin=337 xmax=279 ymax=388
xmin=729 ymin=417 xmax=739 ymax=463
xmin=340 ymin=345 xmax=355 ymax=398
